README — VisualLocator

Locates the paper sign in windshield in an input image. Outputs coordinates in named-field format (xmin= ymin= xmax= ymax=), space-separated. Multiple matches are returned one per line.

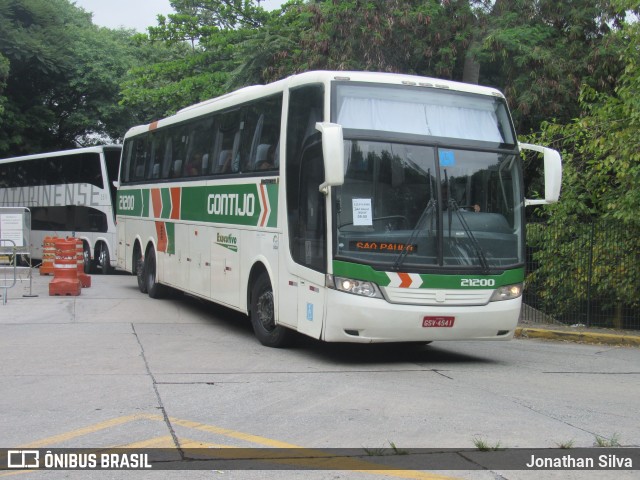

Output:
xmin=352 ymin=198 xmax=372 ymax=226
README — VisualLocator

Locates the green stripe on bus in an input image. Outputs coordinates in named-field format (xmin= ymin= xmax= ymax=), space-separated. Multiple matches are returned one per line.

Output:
xmin=142 ymin=189 xmax=150 ymax=218
xmin=160 ymin=188 xmax=172 ymax=219
xmin=166 ymin=221 xmax=175 ymax=254
xmin=181 ymin=184 xmax=262 ymax=226
xmin=265 ymin=183 xmax=279 ymax=228
xmin=116 ymin=189 xmax=146 ymax=217
xmin=118 ymin=183 xmax=278 ymax=227
xmin=332 ymin=260 xmax=525 ymax=289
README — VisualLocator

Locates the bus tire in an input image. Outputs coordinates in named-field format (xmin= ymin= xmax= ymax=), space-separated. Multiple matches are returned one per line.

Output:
xmin=135 ymin=249 xmax=147 ymax=293
xmin=97 ymin=244 xmax=111 ymax=275
xmin=250 ymin=272 xmax=292 ymax=348
xmin=82 ymin=242 xmax=92 ymax=274
xmin=145 ymin=248 xmax=167 ymax=299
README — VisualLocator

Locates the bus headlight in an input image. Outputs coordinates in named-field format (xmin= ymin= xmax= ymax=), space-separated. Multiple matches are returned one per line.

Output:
xmin=327 ymin=275 xmax=383 ymax=298
xmin=490 ymin=283 xmax=523 ymax=302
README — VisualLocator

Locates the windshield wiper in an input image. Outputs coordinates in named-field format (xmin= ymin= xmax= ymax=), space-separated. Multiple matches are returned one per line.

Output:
xmin=448 ymin=198 xmax=490 ymax=274
xmin=392 ymin=198 xmax=436 ymax=271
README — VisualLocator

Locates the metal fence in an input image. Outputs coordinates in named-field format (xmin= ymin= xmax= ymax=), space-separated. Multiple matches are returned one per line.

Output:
xmin=522 ymin=220 xmax=640 ymax=330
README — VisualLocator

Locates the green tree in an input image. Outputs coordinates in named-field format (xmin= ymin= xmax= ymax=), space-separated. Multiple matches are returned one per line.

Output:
xmin=477 ymin=0 xmax=629 ymax=132
xmin=0 ymin=53 xmax=8 ymax=117
xmin=260 ymin=0 xmax=476 ymax=80
xmin=120 ymin=0 xmax=273 ymax=118
xmin=524 ymin=0 xmax=640 ymax=327
xmin=0 ymin=0 xmax=142 ymax=156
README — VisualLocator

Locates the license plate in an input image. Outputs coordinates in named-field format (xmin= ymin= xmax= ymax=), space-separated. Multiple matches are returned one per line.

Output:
xmin=422 ymin=316 xmax=455 ymax=328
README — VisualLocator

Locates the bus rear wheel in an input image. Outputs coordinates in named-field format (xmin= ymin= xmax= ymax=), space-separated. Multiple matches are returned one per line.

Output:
xmin=144 ymin=248 xmax=167 ymax=299
xmin=82 ymin=243 xmax=92 ymax=274
xmin=97 ymin=244 xmax=111 ymax=275
xmin=134 ymin=249 xmax=147 ymax=293
xmin=250 ymin=272 xmax=292 ymax=348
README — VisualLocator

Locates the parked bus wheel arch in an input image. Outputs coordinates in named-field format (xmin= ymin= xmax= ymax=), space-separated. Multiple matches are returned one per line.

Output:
xmin=144 ymin=244 xmax=167 ymax=299
xmin=248 ymin=265 xmax=292 ymax=348
xmin=95 ymin=241 xmax=111 ymax=275
xmin=133 ymin=241 xmax=146 ymax=293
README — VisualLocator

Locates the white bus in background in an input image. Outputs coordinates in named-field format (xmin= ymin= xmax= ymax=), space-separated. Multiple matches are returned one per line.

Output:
xmin=116 ymin=70 xmax=561 ymax=347
xmin=0 ymin=146 xmax=122 ymax=273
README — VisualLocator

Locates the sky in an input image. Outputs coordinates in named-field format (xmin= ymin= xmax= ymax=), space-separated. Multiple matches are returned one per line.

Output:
xmin=73 ymin=0 xmax=287 ymax=32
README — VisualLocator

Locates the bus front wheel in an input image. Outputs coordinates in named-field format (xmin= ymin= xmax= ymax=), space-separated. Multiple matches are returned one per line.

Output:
xmin=250 ymin=273 xmax=292 ymax=348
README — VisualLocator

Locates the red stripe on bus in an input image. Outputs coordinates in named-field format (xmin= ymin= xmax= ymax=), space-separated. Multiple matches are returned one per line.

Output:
xmin=150 ymin=189 xmax=162 ymax=218
xmin=170 ymin=187 xmax=181 ymax=220
xmin=259 ymin=185 xmax=268 ymax=227
xmin=398 ymin=272 xmax=412 ymax=288
xmin=155 ymin=222 xmax=168 ymax=253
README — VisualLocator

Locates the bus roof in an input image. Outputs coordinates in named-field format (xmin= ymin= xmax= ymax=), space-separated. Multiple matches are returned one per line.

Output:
xmin=124 ymin=70 xmax=506 ymax=139
xmin=0 ymin=145 xmax=122 ymax=164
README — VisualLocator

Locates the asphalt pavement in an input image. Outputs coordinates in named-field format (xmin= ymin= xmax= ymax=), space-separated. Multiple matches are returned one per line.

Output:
xmin=2 ymin=265 xmax=639 ymax=347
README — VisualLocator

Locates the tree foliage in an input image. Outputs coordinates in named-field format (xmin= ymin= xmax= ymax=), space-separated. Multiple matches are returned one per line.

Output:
xmin=264 ymin=0 xmax=476 ymax=79
xmin=524 ymin=1 xmax=640 ymax=325
xmin=0 ymin=0 xmax=145 ymax=155
xmin=477 ymin=0 xmax=630 ymax=132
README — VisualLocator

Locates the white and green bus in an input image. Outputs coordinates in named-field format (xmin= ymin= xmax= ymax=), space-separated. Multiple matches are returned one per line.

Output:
xmin=0 ymin=145 xmax=122 ymax=273
xmin=116 ymin=71 xmax=561 ymax=347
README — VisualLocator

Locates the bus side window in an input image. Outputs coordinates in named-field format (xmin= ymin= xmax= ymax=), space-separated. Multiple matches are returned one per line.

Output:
xmin=163 ymin=127 xmax=188 ymax=178
xmin=185 ymin=116 xmax=215 ymax=177
xmin=242 ymin=94 xmax=282 ymax=172
xmin=287 ymin=84 xmax=326 ymax=272
xmin=130 ymin=136 xmax=150 ymax=182
xmin=297 ymin=139 xmax=326 ymax=272
xmin=215 ymin=110 xmax=241 ymax=174
xmin=161 ymin=137 xmax=173 ymax=179
xmin=148 ymin=133 xmax=165 ymax=180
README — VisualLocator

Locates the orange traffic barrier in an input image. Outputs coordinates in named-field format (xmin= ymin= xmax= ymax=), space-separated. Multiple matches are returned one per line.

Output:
xmin=40 ymin=236 xmax=57 ymax=275
xmin=49 ymin=238 xmax=81 ymax=296
xmin=71 ymin=237 xmax=91 ymax=288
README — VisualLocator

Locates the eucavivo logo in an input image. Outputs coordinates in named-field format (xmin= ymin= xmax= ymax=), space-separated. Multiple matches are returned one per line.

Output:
xmin=216 ymin=232 xmax=238 ymax=252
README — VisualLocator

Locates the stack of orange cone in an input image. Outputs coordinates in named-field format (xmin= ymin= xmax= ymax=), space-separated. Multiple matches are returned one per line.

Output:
xmin=71 ymin=238 xmax=91 ymax=288
xmin=40 ymin=236 xmax=57 ymax=275
xmin=49 ymin=238 xmax=81 ymax=296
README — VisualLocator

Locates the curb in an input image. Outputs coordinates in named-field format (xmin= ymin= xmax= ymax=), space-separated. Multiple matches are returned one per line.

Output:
xmin=515 ymin=327 xmax=640 ymax=347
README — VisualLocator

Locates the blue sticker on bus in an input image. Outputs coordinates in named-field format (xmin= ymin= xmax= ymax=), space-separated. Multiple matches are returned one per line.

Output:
xmin=306 ymin=303 xmax=314 ymax=321
xmin=439 ymin=150 xmax=455 ymax=167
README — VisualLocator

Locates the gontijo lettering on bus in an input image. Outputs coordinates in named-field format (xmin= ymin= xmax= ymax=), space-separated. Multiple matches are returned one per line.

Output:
xmin=207 ymin=192 xmax=255 ymax=217
xmin=116 ymin=183 xmax=278 ymax=228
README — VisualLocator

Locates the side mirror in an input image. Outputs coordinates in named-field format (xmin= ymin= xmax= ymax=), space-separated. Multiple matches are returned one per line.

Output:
xmin=112 ymin=180 xmax=120 ymax=189
xmin=520 ymin=143 xmax=562 ymax=206
xmin=315 ymin=122 xmax=345 ymax=193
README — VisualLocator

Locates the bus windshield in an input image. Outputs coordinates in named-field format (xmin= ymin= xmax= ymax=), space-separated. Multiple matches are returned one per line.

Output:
xmin=334 ymin=139 xmax=524 ymax=271
xmin=335 ymin=83 xmax=516 ymax=145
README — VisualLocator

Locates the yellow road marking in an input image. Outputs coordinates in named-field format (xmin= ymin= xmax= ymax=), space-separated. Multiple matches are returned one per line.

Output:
xmin=158 ymin=414 xmax=302 ymax=448
xmin=115 ymin=436 xmax=176 ymax=449
xmin=18 ymin=414 xmax=145 ymax=448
